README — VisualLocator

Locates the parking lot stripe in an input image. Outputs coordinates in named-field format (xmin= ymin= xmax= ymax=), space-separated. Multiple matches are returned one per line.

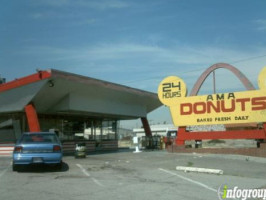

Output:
xmin=0 ymin=168 xmax=8 ymax=179
xmin=76 ymin=164 xmax=90 ymax=177
xmin=158 ymin=168 xmax=217 ymax=193
xmin=76 ymin=164 xmax=105 ymax=187
xmin=92 ymin=177 xmax=105 ymax=187
xmin=0 ymin=162 xmax=11 ymax=180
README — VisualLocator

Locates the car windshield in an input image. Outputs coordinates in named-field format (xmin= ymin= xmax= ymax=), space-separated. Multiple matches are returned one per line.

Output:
xmin=20 ymin=134 xmax=58 ymax=143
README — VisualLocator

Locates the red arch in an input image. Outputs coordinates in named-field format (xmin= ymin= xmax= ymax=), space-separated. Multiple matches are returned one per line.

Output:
xmin=190 ymin=63 xmax=255 ymax=96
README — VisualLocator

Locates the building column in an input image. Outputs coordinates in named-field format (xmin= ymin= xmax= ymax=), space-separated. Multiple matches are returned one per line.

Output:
xmin=141 ymin=117 xmax=152 ymax=137
xmin=24 ymin=103 xmax=40 ymax=132
xmin=175 ymin=127 xmax=185 ymax=146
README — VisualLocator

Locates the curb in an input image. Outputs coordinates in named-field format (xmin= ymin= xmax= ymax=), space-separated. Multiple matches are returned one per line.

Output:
xmin=0 ymin=146 xmax=14 ymax=157
xmin=176 ymin=166 xmax=223 ymax=175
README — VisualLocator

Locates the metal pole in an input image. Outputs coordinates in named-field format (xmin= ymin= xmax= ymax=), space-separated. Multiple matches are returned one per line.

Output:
xmin=213 ymin=71 xmax=216 ymax=94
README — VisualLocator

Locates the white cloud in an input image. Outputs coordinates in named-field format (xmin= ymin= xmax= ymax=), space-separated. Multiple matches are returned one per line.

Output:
xmin=29 ymin=0 xmax=70 ymax=8
xmin=84 ymin=0 xmax=130 ymax=10
xmin=31 ymin=0 xmax=129 ymax=10
xmin=254 ymin=19 xmax=266 ymax=31
xmin=79 ymin=19 xmax=97 ymax=25
xmin=18 ymin=42 xmax=266 ymax=94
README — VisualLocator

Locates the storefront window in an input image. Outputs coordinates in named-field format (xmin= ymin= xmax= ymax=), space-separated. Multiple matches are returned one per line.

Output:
xmin=102 ymin=121 xmax=117 ymax=140
xmin=39 ymin=116 xmax=117 ymax=141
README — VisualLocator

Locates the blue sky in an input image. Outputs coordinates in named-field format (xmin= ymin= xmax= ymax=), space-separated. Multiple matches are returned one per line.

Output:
xmin=1 ymin=0 xmax=266 ymax=128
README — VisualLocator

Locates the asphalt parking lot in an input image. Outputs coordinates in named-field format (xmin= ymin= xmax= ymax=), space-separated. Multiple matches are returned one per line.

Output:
xmin=0 ymin=150 xmax=265 ymax=200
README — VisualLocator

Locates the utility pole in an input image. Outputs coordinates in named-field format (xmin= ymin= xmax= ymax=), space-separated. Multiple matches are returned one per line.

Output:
xmin=213 ymin=71 xmax=216 ymax=94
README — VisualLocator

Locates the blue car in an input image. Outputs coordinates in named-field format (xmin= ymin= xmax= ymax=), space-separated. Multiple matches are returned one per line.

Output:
xmin=12 ymin=132 xmax=63 ymax=171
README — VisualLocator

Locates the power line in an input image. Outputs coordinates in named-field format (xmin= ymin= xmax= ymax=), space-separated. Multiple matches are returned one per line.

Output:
xmin=230 ymin=54 xmax=266 ymax=64
xmin=122 ymin=54 xmax=266 ymax=84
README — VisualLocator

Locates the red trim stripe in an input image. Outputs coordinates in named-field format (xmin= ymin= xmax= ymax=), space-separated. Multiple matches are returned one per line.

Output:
xmin=0 ymin=150 xmax=13 ymax=151
xmin=0 ymin=71 xmax=51 ymax=93
xmin=0 ymin=142 xmax=15 ymax=145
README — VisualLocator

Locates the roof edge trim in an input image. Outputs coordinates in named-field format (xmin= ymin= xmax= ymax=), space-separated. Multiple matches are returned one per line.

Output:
xmin=50 ymin=69 xmax=157 ymax=97
xmin=0 ymin=70 xmax=51 ymax=93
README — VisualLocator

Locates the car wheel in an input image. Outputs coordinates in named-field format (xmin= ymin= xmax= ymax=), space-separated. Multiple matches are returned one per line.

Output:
xmin=12 ymin=163 xmax=19 ymax=172
xmin=56 ymin=161 xmax=63 ymax=170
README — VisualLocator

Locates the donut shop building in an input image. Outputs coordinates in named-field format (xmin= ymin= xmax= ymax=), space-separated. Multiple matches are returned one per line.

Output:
xmin=0 ymin=69 xmax=161 ymax=152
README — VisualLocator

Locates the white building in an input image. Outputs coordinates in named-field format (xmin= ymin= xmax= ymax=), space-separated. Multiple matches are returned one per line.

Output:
xmin=133 ymin=124 xmax=178 ymax=138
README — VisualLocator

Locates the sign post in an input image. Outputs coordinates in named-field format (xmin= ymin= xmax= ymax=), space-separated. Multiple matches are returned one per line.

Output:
xmin=158 ymin=66 xmax=266 ymax=146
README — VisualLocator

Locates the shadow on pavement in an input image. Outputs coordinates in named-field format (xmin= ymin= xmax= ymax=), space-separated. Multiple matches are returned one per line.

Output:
xmin=16 ymin=162 xmax=69 ymax=173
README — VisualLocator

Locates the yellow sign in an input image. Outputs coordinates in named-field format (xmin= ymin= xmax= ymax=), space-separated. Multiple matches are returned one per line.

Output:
xmin=158 ymin=67 xmax=266 ymax=126
xmin=158 ymin=76 xmax=187 ymax=106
